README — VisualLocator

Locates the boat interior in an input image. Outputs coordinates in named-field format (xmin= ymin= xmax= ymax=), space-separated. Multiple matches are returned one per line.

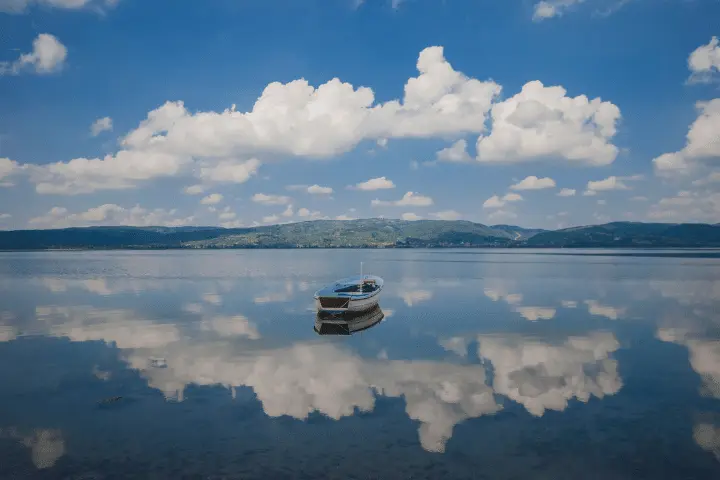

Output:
xmin=334 ymin=281 xmax=379 ymax=294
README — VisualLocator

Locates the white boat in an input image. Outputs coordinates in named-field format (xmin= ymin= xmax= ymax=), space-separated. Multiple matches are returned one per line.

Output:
xmin=314 ymin=264 xmax=383 ymax=314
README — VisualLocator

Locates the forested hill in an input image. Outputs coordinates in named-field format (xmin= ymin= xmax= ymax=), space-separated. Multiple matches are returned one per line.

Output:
xmin=0 ymin=220 xmax=718 ymax=250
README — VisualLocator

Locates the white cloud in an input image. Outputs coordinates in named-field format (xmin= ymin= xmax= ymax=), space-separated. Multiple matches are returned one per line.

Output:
xmin=584 ymin=176 xmax=629 ymax=195
xmin=478 ymin=331 xmax=622 ymax=417
xmin=30 ymin=150 xmax=190 ymax=195
xmin=693 ymin=172 xmax=720 ymax=186
xmin=297 ymin=208 xmax=323 ymax=219
xmin=585 ymin=300 xmax=626 ymax=320
xmin=688 ymin=37 xmax=720 ymax=84
xmin=514 ymin=306 xmax=557 ymax=321
xmin=14 ymin=46 xmax=626 ymax=195
xmin=90 ymin=117 xmax=113 ymax=136
xmin=436 ymin=139 xmax=472 ymax=163
xmin=28 ymin=204 xmax=194 ymax=229
xmin=335 ymin=214 xmax=355 ymax=220
xmin=349 ymin=176 xmax=396 ymax=191
xmin=597 ymin=199 xmax=606 ymax=205
xmin=0 ymin=213 xmax=11 ymax=220
xmin=117 ymin=46 xmax=499 ymax=161
xmin=694 ymin=422 xmax=720 ymax=460
xmin=476 ymin=80 xmax=620 ymax=166
xmin=0 ymin=0 xmax=117 ymax=14
xmin=430 ymin=210 xmax=462 ymax=220
xmin=183 ymin=184 xmax=205 ymax=195
xmin=281 ymin=204 xmax=294 ymax=217
xmin=401 ymin=212 xmax=423 ymax=221
xmin=510 ymin=175 xmax=556 ymax=191
xmin=532 ymin=0 xmax=584 ymax=21
xmin=251 ymin=193 xmax=291 ymax=205
xmin=372 ymin=191 xmax=433 ymax=207
xmin=261 ymin=214 xmax=279 ymax=224
xmin=0 ymin=33 xmax=67 ymax=75
xmin=307 ymin=184 xmax=333 ymax=195
xmin=0 ymin=158 xmax=20 ymax=184
xmin=557 ymin=188 xmax=576 ymax=197
xmin=483 ymin=193 xmax=523 ymax=209
xmin=199 ymin=158 xmax=260 ymax=185
xmin=653 ymin=100 xmax=720 ymax=176
xmin=200 ymin=193 xmax=223 ymax=205
xmin=648 ymin=191 xmax=720 ymax=223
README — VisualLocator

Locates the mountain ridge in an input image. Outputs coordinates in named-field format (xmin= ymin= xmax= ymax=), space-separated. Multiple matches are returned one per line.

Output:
xmin=0 ymin=220 xmax=718 ymax=250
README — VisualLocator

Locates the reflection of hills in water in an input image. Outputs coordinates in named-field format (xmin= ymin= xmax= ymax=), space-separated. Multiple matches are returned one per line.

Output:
xmin=314 ymin=305 xmax=385 ymax=335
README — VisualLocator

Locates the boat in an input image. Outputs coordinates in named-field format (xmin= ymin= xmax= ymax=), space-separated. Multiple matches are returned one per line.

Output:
xmin=314 ymin=263 xmax=383 ymax=314
xmin=314 ymin=305 xmax=385 ymax=335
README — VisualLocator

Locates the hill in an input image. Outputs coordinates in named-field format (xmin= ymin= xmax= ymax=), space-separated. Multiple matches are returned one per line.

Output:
xmin=0 ymin=220 xmax=718 ymax=250
xmin=525 ymin=222 xmax=720 ymax=247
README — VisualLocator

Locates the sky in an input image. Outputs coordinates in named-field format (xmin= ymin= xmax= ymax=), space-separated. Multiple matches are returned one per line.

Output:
xmin=0 ymin=0 xmax=719 ymax=230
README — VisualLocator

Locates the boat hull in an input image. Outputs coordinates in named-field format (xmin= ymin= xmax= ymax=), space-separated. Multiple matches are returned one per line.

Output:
xmin=315 ymin=292 xmax=380 ymax=313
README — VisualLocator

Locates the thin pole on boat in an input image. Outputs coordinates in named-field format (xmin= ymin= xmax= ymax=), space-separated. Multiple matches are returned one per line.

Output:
xmin=360 ymin=262 xmax=363 ymax=284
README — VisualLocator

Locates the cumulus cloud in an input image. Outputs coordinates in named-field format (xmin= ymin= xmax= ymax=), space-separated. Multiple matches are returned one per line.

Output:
xmin=436 ymin=139 xmax=472 ymax=162
xmin=0 ymin=34 xmax=67 ymax=75
xmin=688 ymin=37 xmax=720 ymax=84
xmin=585 ymin=176 xmax=629 ymax=193
xmin=532 ymin=0 xmax=584 ymax=21
xmin=648 ymin=191 xmax=720 ymax=223
xmin=335 ymin=214 xmax=355 ymax=220
xmin=585 ymin=300 xmax=625 ymax=320
xmin=90 ymin=117 xmax=113 ymax=136
xmin=430 ymin=210 xmax=462 ymax=220
xmin=183 ymin=184 xmax=205 ymax=195
xmin=199 ymin=158 xmax=260 ymax=185
xmin=653 ymin=100 xmax=720 ymax=176
xmin=483 ymin=193 xmax=523 ymax=209
xmin=281 ymin=204 xmax=294 ymax=217
xmin=694 ymin=422 xmax=720 ymax=460
xmin=510 ymin=176 xmax=556 ymax=191
xmin=514 ymin=306 xmax=557 ymax=321
xmin=28 ymin=203 xmax=195 ymax=228
xmin=401 ymin=212 xmax=423 ymax=221
xmin=478 ymin=331 xmax=622 ymax=417
xmin=297 ymin=208 xmax=323 ymax=218
xmin=251 ymin=193 xmax=291 ymax=205
xmin=349 ymin=176 xmax=396 ymax=191
xmin=13 ymin=46 xmax=625 ymax=194
xmin=0 ymin=158 xmax=20 ymax=185
xmin=0 ymin=428 xmax=65 ymax=469
xmin=557 ymin=188 xmax=576 ymax=197
xmin=200 ymin=193 xmax=223 ymax=205
xmin=307 ymin=184 xmax=333 ymax=195
xmin=372 ymin=191 xmax=433 ymax=207
xmin=476 ymin=80 xmax=620 ymax=166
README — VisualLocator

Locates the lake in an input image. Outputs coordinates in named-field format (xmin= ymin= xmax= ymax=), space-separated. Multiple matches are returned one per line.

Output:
xmin=1 ymin=249 xmax=719 ymax=479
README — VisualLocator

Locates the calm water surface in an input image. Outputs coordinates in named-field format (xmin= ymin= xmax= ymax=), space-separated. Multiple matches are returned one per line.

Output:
xmin=1 ymin=249 xmax=719 ymax=479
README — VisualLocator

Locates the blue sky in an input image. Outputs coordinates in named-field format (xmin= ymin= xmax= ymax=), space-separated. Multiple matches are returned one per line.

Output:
xmin=0 ymin=0 xmax=719 ymax=230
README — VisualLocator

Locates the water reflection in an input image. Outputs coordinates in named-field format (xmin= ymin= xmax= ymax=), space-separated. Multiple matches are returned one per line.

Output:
xmin=1 ymin=250 xmax=720 ymax=476
xmin=314 ymin=306 xmax=385 ymax=335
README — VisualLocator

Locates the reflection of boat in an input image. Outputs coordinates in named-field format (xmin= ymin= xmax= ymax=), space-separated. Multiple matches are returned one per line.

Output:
xmin=314 ymin=305 xmax=385 ymax=335
xmin=314 ymin=264 xmax=383 ymax=313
